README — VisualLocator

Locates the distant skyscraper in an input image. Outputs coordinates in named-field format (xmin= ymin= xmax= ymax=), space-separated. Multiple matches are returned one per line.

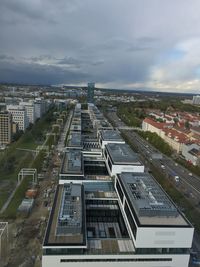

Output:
xmin=87 ymin=82 xmax=95 ymax=103
xmin=192 ymin=95 xmax=200 ymax=105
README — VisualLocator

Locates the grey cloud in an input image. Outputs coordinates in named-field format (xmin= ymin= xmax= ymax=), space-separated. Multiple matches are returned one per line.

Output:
xmin=0 ymin=60 xmax=90 ymax=85
xmin=1 ymin=0 xmax=200 ymax=92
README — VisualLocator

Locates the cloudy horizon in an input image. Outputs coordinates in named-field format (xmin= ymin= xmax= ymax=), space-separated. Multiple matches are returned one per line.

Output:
xmin=1 ymin=0 xmax=200 ymax=93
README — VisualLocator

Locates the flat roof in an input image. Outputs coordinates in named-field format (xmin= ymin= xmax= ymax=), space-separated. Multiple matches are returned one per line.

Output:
xmin=68 ymin=131 xmax=82 ymax=147
xmin=70 ymin=124 xmax=81 ymax=131
xmin=44 ymin=184 xmax=86 ymax=246
xmin=105 ymin=143 xmax=142 ymax=165
xmin=118 ymin=172 xmax=190 ymax=227
xmin=100 ymin=129 xmax=124 ymax=142
xmin=44 ymin=183 xmax=134 ymax=254
xmin=61 ymin=149 xmax=83 ymax=175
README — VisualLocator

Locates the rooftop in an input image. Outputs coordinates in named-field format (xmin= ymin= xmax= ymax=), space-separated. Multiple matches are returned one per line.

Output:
xmin=44 ymin=184 xmax=86 ymax=246
xmin=118 ymin=172 xmax=190 ymax=226
xmin=61 ymin=149 xmax=83 ymax=175
xmin=68 ymin=131 xmax=82 ymax=147
xmin=100 ymin=129 xmax=124 ymax=142
xmin=44 ymin=183 xmax=134 ymax=254
xmin=105 ymin=143 xmax=142 ymax=165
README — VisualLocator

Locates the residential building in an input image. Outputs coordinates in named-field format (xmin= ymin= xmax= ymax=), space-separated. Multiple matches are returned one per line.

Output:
xmin=182 ymin=143 xmax=200 ymax=166
xmin=34 ymin=98 xmax=47 ymax=119
xmin=20 ymin=101 xmax=36 ymax=124
xmin=142 ymin=118 xmax=189 ymax=153
xmin=6 ymin=105 xmax=28 ymax=131
xmin=0 ymin=112 xmax=12 ymax=145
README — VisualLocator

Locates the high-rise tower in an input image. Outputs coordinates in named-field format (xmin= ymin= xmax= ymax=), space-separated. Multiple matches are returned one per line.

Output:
xmin=87 ymin=82 xmax=95 ymax=103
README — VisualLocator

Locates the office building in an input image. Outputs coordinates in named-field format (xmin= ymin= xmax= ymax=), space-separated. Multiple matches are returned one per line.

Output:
xmin=98 ymin=129 xmax=125 ymax=149
xmin=0 ymin=112 xmax=12 ymax=145
xmin=43 ymin=103 xmax=194 ymax=267
xmin=43 ymin=173 xmax=193 ymax=267
xmin=87 ymin=83 xmax=95 ymax=103
xmin=104 ymin=143 xmax=144 ymax=176
xmin=59 ymin=149 xmax=84 ymax=183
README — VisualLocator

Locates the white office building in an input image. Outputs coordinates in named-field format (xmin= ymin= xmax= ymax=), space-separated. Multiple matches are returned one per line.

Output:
xmin=6 ymin=105 xmax=28 ymax=131
xmin=42 ymin=173 xmax=193 ymax=267
xmin=98 ymin=129 xmax=125 ymax=149
xmin=104 ymin=143 xmax=144 ymax=176
xmin=19 ymin=101 xmax=36 ymax=124
xmin=42 ymin=103 xmax=194 ymax=267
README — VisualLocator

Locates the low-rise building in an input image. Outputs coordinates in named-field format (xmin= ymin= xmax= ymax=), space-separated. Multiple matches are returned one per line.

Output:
xmin=59 ymin=149 xmax=84 ymax=184
xmin=182 ymin=143 xmax=200 ymax=166
xmin=104 ymin=143 xmax=144 ymax=176
xmin=98 ymin=129 xmax=125 ymax=149
xmin=42 ymin=173 xmax=193 ymax=267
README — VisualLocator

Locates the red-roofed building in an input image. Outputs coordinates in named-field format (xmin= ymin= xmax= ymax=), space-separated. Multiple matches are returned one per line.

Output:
xmin=142 ymin=118 xmax=173 ymax=138
xmin=162 ymin=128 xmax=189 ymax=153
xmin=142 ymin=118 xmax=189 ymax=153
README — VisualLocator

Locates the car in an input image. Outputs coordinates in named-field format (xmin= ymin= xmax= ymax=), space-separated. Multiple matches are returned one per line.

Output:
xmin=175 ymin=163 xmax=178 ymax=166
xmin=189 ymin=173 xmax=193 ymax=176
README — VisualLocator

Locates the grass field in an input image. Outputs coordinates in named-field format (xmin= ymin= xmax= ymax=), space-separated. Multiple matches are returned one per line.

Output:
xmin=0 ymin=107 xmax=58 ymax=216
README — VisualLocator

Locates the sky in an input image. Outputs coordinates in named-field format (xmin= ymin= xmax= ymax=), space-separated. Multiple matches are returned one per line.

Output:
xmin=0 ymin=0 xmax=200 ymax=93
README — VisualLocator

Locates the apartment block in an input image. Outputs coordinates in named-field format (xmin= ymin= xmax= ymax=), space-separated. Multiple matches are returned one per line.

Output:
xmin=7 ymin=105 xmax=29 ymax=131
xmin=0 ymin=112 xmax=12 ymax=145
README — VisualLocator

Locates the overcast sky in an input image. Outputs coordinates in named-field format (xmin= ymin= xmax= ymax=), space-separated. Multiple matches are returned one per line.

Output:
xmin=1 ymin=0 xmax=200 ymax=93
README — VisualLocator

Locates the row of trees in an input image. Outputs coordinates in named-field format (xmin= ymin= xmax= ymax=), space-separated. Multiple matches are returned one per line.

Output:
xmin=138 ymin=131 xmax=173 ymax=156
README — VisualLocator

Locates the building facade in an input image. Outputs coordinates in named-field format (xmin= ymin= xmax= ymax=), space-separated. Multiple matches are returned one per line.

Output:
xmin=20 ymin=101 xmax=36 ymax=124
xmin=0 ymin=112 xmax=12 ymax=145
xmin=7 ymin=105 xmax=28 ymax=131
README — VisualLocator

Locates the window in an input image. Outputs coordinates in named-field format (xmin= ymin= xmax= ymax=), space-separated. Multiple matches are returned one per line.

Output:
xmin=108 ymin=157 xmax=112 ymax=172
xmin=116 ymin=179 xmax=124 ymax=203
xmin=125 ymin=201 xmax=137 ymax=238
xmin=60 ymin=258 xmax=172 ymax=263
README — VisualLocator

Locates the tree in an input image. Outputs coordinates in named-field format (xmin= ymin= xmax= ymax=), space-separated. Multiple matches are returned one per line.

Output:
xmin=185 ymin=120 xmax=190 ymax=129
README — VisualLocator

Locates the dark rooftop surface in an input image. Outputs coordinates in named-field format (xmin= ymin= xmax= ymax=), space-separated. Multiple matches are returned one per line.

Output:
xmin=106 ymin=143 xmax=142 ymax=165
xmin=118 ymin=172 xmax=189 ymax=226
xmin=100 ymin=129 xmax=124 ymax=142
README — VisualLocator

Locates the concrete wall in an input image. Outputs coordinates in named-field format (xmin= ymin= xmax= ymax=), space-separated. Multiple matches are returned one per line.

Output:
xmin=42 ymin=254 xmax=190 ymax=267
xmin=136 ymin=227 xmax=194 ymax=248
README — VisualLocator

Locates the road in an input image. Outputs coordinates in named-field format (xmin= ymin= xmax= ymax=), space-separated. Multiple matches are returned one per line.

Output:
xmin=108 ymin=112 xmax=200 ymax=202
xmin=57 ymin=110 xmax=73 ymax=152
